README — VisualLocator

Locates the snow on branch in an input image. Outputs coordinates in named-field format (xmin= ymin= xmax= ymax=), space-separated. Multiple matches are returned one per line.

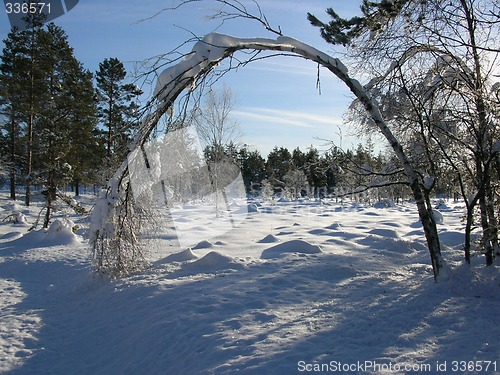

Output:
xmin=91 ymin=31 xmax=436 ymax=276
xmin=153 ymin=33 xmax=349 ymax=104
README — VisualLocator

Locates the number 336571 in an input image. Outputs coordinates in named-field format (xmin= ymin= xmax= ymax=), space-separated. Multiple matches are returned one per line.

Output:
xmin=5 ymin=3 xmax=52 ymax=14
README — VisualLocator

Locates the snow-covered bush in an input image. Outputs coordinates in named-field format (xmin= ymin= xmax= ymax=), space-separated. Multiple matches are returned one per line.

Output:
xmin=46 ymin=218 xmax=79 ymax=244
xmin=260 ymin=179 xmax=275 ymax=200
xmin=283 ymin=169 xmax=309 ymax=200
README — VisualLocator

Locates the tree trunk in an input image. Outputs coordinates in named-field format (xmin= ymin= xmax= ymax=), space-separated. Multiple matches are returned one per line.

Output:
xmin=464 ymin=204 xmax=474 ymax=264
xmin=479 ymin=196 xmax=493 ymax=265
xmin=461 ymin=0 xmax=496 ymax=265
xmin=412 ymin=182 xmax=443 ymax=280
xmin=25 ymin=111 xmax=33 ymax=207
xmin=333 ymin=65 xmax=443 ymax=280
xmin=9 ymin=173 xmax=16 ymax=201
xmin=9 ymin=116 xmax=16 ymax=201
xmin=486 ymin=186 xmax=499 ymax=258
xmin=74 ymin=177 xmax=80 ymax=197
xmin=43 ymin=168 xmax=56 ymax=229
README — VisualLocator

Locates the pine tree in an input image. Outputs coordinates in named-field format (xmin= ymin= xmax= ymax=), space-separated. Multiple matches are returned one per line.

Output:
xmin=266 ymin=146 xmax=292 ymax=186
xmin=32 ymin=24 xmax=98 ymax=226
xmin=0 ymin=17 xmax=47 ymax=205
xmin=65 ymin=68 xmax=100 ymax=196
xmin=1 ymin=21 xmax=100 ymax=224
xmin=0 ymin=30 xmax=27 ymax=200
xmin=95 ymin=57 xmax=142 ymax=171
xmin=24 ymin=15 xmax=47 ymax=207
xmin=238 ymin=147 xmax=267 ymax=193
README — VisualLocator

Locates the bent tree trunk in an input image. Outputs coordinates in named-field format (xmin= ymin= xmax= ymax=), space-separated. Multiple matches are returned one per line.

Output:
xmin=91 ymin=33 xmax=443 ymax=279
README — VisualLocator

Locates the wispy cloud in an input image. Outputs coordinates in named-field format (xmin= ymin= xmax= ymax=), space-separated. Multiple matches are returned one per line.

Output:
xmin=243 ymin=58 xmax=317 ymax=76
xmin=233 ymin=107 xmax=344 ymax=128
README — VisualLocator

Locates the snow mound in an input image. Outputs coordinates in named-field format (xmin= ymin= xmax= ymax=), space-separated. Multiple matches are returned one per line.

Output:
xmin=183 ymin=251 xmax=244 ymax=273
xmin=193 ymin=240 xmax=213 ymax=250
xmin=325 ymin=222 xmax=341 ymax=230
xmin=11 ymin=218 xmax=79 ymax=247
xmin=309 ymin=264 xmax=357 ymax=282
xmin=258 ymin=234 xmax=280 ymax=243
xmin=439 ymin=230 xmax=464 ymax=248
xmin=435 ymin=200 xmax=449 ymax=210
xmin=357 ymin=235 xmax=417 ymax=253
xmin=164 ymin=248 xmax=198 ymax=263
xmin=261 ymin=239 xmax=322 ymax=259
xmin=46 ymin=218 xmax=80 ymax=245
xmin=2 ymin=210 xmax=29 ymax=226
xmin=14 ymin=212 xmax=28 ymax=225
xmin=367 ymin=228 xmax=400 ymax=239
xmin=0 ymin=231 xmax=23 ymax=241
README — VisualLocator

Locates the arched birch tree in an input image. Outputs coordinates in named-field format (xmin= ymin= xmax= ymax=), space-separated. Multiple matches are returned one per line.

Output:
xmin=90 ymin=1 xmax=444 ymax=279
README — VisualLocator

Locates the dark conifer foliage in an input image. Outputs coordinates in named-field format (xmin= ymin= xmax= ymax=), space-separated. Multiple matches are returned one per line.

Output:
xmin=95 ymin=57 xmax=143 ymax=170
xmin=0 ymin=23 xmax=99 ymax=225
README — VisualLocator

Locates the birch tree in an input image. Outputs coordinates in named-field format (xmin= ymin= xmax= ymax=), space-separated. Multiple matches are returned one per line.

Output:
xmin=309 ymin=0 xmax=500 ymax=265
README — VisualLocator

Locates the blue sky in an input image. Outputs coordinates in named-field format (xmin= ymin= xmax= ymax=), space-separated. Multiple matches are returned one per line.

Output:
xmin=0 ymin=0 xmax=369 ymax=156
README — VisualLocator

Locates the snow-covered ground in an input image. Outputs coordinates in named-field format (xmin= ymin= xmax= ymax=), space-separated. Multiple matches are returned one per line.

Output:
xmin=0 ymin=192 xmax=499 ymax=374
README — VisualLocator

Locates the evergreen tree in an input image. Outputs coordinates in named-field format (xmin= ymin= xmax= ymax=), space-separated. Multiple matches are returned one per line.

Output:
xmin=34 ymin=24 xmax=98 ymax=226
xmin=292 ymin=147 xmax=306 ymax=169
xmin=237 ymin=147 xmax=267 ymax=193
xmin=63 ymin=68 xmax=99 ymax=196
xmin=1 ymin=22 xmax=99 ymax=224
xmin=266 ymin=146 xmax=292 ymax=185
xmin=304 ymin=147 xmax=326 ymax=195
xmin=0 ymin=17 xmax=47 ymax=205
xmin=95 ymin=57 xmax=142 ymax=169
xmin=0 ymin=30 xmax=27 ymax=200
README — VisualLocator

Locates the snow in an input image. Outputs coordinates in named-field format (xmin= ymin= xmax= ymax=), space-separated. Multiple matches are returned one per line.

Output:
xmin=261 ymin=239 xmax=322 ymax=259
xmin=1 ymin=193 xmax=499 ymax=374
xmin=433 ymin=209 xmax=444 ymax=225
xmin=258 ymin=234 xmax=280 ymax=243
xmin=153 ymin=33 xmax=350 ymax=105
xmin=163 ymin=248 xmax=198 ymax=263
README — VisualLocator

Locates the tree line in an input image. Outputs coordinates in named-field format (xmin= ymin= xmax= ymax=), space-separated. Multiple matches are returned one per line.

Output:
xmin=0 ymin=18 xmax=141 ymax=226
xmin=208 ymin=142 xmax=405 ymax=201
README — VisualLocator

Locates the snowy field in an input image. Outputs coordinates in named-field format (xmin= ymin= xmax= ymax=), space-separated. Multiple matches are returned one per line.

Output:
xmin=0 ymin=192 xmax=499 ymax=374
